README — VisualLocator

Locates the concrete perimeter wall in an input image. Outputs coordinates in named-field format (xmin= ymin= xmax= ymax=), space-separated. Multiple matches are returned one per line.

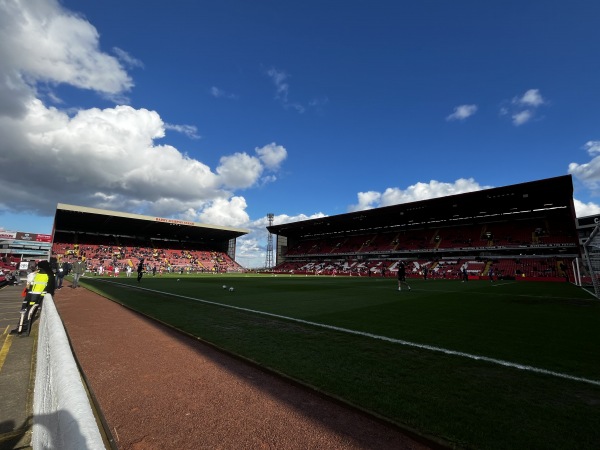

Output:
xmin=33 ymin=294 xmax=105 ymax=450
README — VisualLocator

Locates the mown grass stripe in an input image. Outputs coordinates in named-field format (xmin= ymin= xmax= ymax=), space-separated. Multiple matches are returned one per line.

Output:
xmin=101 ymin=279 xmax=600 ymax=387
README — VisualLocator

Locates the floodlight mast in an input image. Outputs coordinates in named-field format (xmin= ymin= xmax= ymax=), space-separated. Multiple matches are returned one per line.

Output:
xmin=265 ymin=213 xmax=275 ymax=269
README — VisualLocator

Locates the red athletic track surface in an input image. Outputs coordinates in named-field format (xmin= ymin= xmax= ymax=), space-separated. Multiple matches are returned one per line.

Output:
xmin=53 ymin=283 xmax=440 ymax=450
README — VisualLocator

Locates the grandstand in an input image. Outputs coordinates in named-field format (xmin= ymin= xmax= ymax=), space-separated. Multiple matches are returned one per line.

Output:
xmin=267 ymin=175 xmax=580 ymax=281
xmin=51 ymin=204 xmax=249 ymax=274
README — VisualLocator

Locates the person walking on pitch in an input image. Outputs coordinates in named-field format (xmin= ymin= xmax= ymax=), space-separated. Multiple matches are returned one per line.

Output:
xmin=397 ymin=261 xmax=411 ymax=291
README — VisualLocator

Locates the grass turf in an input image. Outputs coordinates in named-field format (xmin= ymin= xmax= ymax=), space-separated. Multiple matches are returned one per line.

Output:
xmin=76 ymin=274 xmax=600 ymax=449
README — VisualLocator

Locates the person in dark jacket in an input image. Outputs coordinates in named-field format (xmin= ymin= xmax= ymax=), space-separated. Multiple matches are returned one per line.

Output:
xmin=137 ymin=259 xmax=145 ymax=283
xmin=397 ymin=261 xmax=411 ymax=292
xmin=56 ymin=260 xmax=67 ymax=290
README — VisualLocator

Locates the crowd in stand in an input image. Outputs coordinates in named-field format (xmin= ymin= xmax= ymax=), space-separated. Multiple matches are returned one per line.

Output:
xmin=271 ymin=256 xmax=573 ymax=280
xmin=51 ymin=240 xmax=242 ymax=277
xmin=1 ymin=234 xmax=243 ymax=288
xmin=272 ymin=217 xmax=577 ymax=280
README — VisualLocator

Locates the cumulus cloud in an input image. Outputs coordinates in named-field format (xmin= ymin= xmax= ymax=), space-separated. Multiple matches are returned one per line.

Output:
xmin=573 ymin=198 xmax=600 ymax=218
xmin=350 ymin=191 xmax=382 ymax=211
xmin=198 ymin=196 xmax=250 ymax=226
xmin=511 ymin=110 xmax=533 ymax=126
xmin=214 ymin=143 xmax=287 ymax=190
xmin=446 ymin=104 xmax=477 ymax=121
xmin=0 ymin=0 xmax=132 ymax=114
xmin=0 ymin=0 xmax=287 ymax=230
xmin=583 ymin=141 xmax=600 ymax=155
xmin=500 ymin=88 xmax=547 ymax=126
xmin=517 ymin=89 xmax=545 ymax=107
xmin=349 ymin=178 xmax=491 ymax=211
xmin=216 ymin=152 xmax=264 ymax=189
xmin=568 ymin=141 xmax=600 ymax=188
xmin=235 ymin=211 xmax=326 ymax=268
xmin=256 ymin=142 xmax=287 ymax=170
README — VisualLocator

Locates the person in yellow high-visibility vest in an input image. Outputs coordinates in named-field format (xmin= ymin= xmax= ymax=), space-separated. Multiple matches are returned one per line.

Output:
xmin=11 ymin=260 xmax=55 ymax=335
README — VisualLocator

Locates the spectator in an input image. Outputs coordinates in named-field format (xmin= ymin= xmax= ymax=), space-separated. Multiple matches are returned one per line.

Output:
xmin=56 ymin=261 xmax=66 ymax=290
xmin=71 ymin=256 xmax=85 ymax=288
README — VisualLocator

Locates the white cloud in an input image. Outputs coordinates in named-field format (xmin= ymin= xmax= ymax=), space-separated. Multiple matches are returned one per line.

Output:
xmin=501 ymin=88 xmax=547 ymax=126
xmin=584 ymin=141 xmax=600 ymax=155
xmin=235 ymin=211 xmax=327 ymax=268
xmin=0 ymin=0 xmax=117 ymax=116
xmin=515 ymin=89 xmax=545 ymax=107
xmin=215 ymin=143 xmax=288 ymax=189
xmin=256 ymin=142 xmax=287 ymax=170
xmin=446 ymin=104 xmax=477 ymax=121
xmin=349 ymin=191 xmax=382 ymax=211
xmin=573 ymin=198 xmax=600 ymax=218
xmin=164 ymin=123 xmax=201 ymax=139
xmin=568 ymin=141 xmax=600 ymax=187
xmin=216 ymin=152 xmax=264 ymax=189
xmin=199 ymin=197 xmax=250 ymax=227
xmin=350 ymin=178 xmax=491 ymax=211
xmin=0 ymin=0 xmax=288 ymax=234
xmin=0 ymin=0 xmax=132 ymax=112
xmin=512 ymin=110 xmax=533 ymax=126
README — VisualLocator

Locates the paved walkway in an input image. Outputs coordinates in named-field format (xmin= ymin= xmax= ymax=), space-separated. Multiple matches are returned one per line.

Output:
xmin=0 ymin=284 xmax=35 ymax=450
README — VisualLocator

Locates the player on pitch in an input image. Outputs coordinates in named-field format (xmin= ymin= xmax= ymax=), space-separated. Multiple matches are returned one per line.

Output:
xmin=397 ymin=261 xmax=411 ymax=292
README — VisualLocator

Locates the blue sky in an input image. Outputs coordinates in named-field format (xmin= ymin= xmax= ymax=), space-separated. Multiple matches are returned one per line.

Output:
xmin=2 ymin=0 xmax=600 ymax=267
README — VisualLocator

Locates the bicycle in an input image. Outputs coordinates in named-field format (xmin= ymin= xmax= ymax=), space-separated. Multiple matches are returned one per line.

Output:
xmin=11 ymin=294 xmax=43 ymax=336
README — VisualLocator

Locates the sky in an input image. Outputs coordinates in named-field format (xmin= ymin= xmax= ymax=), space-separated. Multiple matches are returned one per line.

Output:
xmin=2 ymin=0 xmax=600 ymax=268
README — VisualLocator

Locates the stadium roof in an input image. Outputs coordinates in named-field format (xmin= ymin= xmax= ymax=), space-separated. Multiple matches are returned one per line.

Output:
xmin=53 ymin=204 xmax=249 ymax=243
xmin=268 ymin=175 xmax=576 ymax=239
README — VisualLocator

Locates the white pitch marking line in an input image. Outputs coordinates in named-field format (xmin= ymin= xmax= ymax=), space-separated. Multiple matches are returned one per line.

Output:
xmin=100 ymin=280 xmax=600 ymax=387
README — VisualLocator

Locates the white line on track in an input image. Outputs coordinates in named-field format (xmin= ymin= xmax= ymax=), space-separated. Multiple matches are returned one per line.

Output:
xmin=100 ymin=280 xmax=600 ymax=387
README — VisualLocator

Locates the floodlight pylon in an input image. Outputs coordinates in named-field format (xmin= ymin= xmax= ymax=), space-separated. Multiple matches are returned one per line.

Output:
xmin=265 ymin=213 xmax=274 ymax=269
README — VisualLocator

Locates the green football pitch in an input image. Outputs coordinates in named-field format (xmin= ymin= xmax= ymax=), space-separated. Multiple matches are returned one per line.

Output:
xmin=77 ymin=274 xmax=600 ymax=450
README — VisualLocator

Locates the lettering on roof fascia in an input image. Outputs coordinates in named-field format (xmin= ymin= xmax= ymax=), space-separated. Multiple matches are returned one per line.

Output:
xmin=155 ymin=217 xmax=195 ymax=226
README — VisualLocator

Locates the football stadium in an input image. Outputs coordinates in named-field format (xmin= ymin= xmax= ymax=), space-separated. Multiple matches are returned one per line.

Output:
xmin=1 ymin=174 xmax=600 ymax=449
